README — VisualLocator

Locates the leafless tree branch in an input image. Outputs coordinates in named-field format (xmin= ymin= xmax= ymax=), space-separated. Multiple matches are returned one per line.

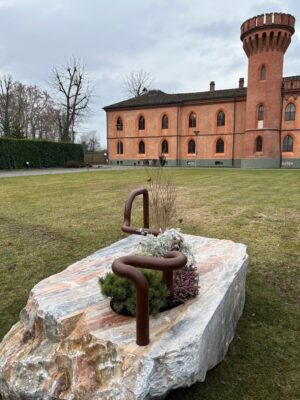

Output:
xmin=51 ymin=56 xmax=93 ymax=142
xmin=122 ymin=69 xmax=154 ymax=98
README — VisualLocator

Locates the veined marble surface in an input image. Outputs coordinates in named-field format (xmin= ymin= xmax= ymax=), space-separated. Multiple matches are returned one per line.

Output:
xmin=0 ymin=234 xmax=248 ymax=400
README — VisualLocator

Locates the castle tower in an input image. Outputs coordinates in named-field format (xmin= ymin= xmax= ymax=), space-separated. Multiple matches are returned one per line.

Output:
xmin=240 ymin=13 xmax=295 ymax=168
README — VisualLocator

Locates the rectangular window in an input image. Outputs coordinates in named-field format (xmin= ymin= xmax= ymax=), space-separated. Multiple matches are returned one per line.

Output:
xmin=257 ymin=120 xmax=263 ymax=129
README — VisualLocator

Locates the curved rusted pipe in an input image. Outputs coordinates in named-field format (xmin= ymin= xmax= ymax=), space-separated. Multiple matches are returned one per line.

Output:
xmin=112 ymin=251 xmax=187 ymax=346
xmin=112 ymin=263 xmax=149 ymax=346
xmin=122 ymin=187 xmax=160 ymax=236
xmin=116 ymin=251 xmax=188 ymax=292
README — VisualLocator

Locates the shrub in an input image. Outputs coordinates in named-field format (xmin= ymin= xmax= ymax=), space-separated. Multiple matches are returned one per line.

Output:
xmin=0 ymin=137 xmax=84 ymax=169
xmin=171 ymin=266 xmax=199 ymax=306
xmin=99 ymin=269 xmax=169 ymax=316
xmin=66 ymin=160 xmax=80 ymax=168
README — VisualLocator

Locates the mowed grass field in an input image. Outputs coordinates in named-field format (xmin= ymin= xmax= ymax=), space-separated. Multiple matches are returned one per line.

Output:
xmin=0 ymin=168 xmax=299 ymax=400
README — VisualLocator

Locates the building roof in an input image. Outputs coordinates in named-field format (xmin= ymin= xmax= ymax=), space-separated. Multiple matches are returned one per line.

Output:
xmin=283 ymin=75 xmax=300 ymax=81
xmin=103 ymin=88 xmax=247 ymax=111
xmin=103 ymin=75 xmax=300 ymax=111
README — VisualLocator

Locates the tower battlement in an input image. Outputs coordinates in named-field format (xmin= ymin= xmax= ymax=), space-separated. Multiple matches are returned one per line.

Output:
xmin=241 ymin=13 xmax=295 ymax=56
xmin=241 ymin=13 xmax=295 ymax=38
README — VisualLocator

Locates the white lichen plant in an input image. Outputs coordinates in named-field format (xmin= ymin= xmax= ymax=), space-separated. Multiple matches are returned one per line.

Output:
xmin=135 ymin=229 xmax=199 ymax=305
xmin=135 ymin=228 xmax=195 ymax=268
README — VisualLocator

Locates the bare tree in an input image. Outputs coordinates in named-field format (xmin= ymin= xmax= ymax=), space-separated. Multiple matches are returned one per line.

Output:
xmin=25 ymin=85 xmax=46 ymax=139
xmin=0 ymin=75 xmax=14 ymax=136
xmin=51 ymin=57 xmax=92 ymax=142
xmin=0 ymin=78 xmax=27 ymax=138
xmin=80 ymin=130 xmax=101 ymax=152
xmin=26 ymin=87 xmax=59 ymax=141
xmin=123 ymin=69 xmax=154 ymax=98
xmin=10 ymin=82 xmax=29 ymax=138
xmin=36 ymin=96 xmax=59 ymax=141
xmin=0 ymin=75 xmax=61 ymax=141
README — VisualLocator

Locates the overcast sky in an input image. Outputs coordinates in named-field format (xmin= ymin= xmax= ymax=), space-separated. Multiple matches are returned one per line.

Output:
xmin=0 ymin=0 xmax=299 ymax=148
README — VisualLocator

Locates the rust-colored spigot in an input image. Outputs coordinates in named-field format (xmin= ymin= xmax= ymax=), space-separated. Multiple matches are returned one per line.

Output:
xmin=122 ymin=187 xmax=160 ymax=236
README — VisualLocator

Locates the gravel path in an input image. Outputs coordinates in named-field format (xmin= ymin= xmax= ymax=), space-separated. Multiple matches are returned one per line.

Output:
xmin=0 ymin=166 xmax=135 ymax=178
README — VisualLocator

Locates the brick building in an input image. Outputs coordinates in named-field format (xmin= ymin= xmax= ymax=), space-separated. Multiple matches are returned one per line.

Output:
xmin=104 ymin=12 xmax=300 ymax=168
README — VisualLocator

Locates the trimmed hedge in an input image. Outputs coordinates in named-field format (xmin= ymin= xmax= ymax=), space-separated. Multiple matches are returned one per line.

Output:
xmin=0 ymin=138 xmax=84 ymax=169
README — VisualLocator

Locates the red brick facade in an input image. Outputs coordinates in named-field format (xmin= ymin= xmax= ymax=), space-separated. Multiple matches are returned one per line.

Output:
xmin=104 ymin=12 xmax=300 ymax=168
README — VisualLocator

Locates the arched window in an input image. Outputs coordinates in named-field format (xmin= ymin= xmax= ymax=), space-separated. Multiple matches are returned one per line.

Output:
xmin=139 ymin=140 xmax=145 ymax=154
xmin=260 ymin=65 xmax=266 ymax=80
xmin=285 ymin=103 xmax=296 ymax=121
xmin=217 ymin=111 xmax=225 ymax=126
xmin=162 ymin=114 xmax=168 ymax=129
xmin=283 ymin=135 xmax=293 ymax=152
xmin=139 ymin=115 xmax=145 ymax=130
xmin=216 ymin=138 xmax=224 ymax=153
xmin=188 ymin=139 xmax=196 ymax=154
xmin=258 ymin=104 xmax=264 ymax=121
xmin=116 ymin=117 xmax=123 ymax=131
xmin=117 ymin=140 xmax=123 ymax=155
xmin=256 ymin=136 xmax=263 ymax=152
xmin=270 ymin=31 xmax=274 ymax=46
xmin=161 ymin=140 xmax=169 ymax=154
xmin=189 ymin=112 xmax=196 ymax=128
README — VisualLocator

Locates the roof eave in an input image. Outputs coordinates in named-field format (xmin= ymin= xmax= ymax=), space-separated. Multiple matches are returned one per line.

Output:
xmin=103 ymin=93 xmax=247 ymax=112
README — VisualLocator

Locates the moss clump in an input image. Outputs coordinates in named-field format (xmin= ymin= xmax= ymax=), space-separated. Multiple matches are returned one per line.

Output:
xmin=99 ymin=269 xmax=169 ymax=316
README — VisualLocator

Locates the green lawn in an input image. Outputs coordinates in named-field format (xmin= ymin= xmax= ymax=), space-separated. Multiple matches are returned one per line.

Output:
xmin=0 ymin=169 xmax=299 ymax=400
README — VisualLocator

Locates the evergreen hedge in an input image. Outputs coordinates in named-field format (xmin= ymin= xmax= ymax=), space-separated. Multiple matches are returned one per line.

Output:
xmin=0 ymin=137 xmax=84 ymax=169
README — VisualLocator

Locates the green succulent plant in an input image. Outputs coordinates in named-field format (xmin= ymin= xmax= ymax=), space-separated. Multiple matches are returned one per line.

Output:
xmin=99 ymin=269 xmax=169 ymax=316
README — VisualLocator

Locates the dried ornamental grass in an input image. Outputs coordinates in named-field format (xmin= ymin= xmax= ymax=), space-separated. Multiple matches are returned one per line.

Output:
xmin=146 ymin=167 xmax=177 ymax=231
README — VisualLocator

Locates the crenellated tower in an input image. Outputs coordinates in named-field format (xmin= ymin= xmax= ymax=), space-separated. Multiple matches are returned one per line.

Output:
xmin=240 ymin=12 xmax=295 ymax=168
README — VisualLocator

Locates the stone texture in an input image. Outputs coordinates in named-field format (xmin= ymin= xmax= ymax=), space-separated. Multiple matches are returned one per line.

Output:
xmin=0 ymin=234 xmax=248 ymax=400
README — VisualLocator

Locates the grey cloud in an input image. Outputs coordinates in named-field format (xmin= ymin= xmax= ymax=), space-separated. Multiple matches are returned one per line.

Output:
xmin=186 ymin=19 xmax=239 ymax=40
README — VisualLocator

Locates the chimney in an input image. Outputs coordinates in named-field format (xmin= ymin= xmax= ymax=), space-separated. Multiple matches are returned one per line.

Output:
xmin=210 ymin=81 xmax=215 ymax=91
xmin=239 ymin=77 xmax=244 ymax=88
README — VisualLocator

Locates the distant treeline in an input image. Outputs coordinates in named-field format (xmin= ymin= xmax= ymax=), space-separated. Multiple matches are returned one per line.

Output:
xmin=0 ymin=57 xmax=93 ymax=144
xmin=0 ymin=77 xmax=60 ymax=141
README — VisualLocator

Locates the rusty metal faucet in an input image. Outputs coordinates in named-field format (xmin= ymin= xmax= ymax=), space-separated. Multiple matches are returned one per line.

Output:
xmin=122 ymin=187 xmax=160 ymax=236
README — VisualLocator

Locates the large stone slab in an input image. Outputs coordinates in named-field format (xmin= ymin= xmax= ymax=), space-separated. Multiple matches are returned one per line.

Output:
xmin=0 ymin=234 xmax=248 ymax=400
